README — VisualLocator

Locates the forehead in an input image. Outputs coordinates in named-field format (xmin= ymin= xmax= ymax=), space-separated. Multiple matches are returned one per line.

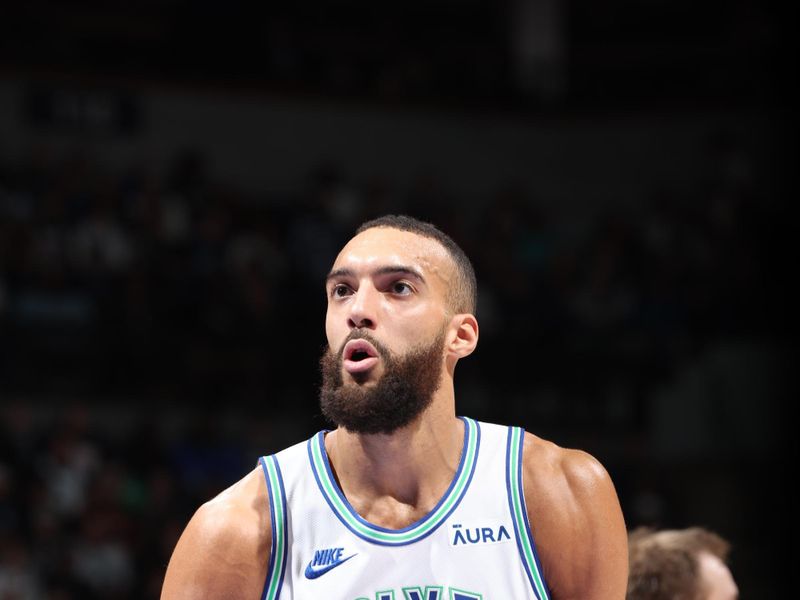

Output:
xmin=333 ymin=227 xmax=453 ymax=280
xmin=697 ymin=552 xmax=737 ymax=598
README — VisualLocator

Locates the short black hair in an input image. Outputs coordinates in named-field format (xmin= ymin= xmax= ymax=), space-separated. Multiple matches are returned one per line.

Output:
xmin=356 ymin=214 xmax=477 ymax=314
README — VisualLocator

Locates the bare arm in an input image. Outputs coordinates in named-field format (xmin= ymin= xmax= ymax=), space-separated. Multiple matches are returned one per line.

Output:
xmin=161 ymin=467 xmax=271 ymax=600
xmin=523 ymin=434 xmax=628 ymax=600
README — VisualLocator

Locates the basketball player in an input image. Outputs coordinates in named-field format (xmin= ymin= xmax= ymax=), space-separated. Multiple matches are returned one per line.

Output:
xmin=627 ymin=527 xmax=738 ymax=600
xmin=161 ymin=215 xmax=628 ymax=599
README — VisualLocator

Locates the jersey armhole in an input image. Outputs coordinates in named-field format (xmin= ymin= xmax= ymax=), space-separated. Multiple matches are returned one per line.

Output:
xmin=505 ymin=426 xmax=551 ymax=600
xmin=259 ymin=455 xmax=288 ymax=600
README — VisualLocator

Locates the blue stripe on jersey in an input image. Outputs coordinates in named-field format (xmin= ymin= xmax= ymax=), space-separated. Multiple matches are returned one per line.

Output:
xmin=506 ymin=427 xmax=550 ymax=600
xmin=308 ymin=417 xmax=481 ymax=546
xmin=260 ymin=455 xmax=288 ymax=600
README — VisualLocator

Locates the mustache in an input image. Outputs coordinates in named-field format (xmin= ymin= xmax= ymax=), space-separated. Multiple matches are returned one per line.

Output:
xmin=334 ymin=329 xmax=391 ymax=359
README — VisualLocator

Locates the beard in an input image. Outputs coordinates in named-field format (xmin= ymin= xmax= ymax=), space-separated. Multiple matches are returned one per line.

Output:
xmin=319 ymin=327 xmax=446 ymax=435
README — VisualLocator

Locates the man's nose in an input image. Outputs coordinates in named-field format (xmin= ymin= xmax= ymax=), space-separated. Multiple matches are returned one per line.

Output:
xmin=347 ymin=286 xmax=378 ymax=329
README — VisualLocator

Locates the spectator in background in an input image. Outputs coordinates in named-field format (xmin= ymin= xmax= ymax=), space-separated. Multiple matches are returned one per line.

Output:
xmin=627 ymin=526 xmax=738 ymax=600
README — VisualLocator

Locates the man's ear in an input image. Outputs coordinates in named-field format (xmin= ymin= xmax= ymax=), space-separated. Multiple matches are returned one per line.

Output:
xmin=448 ymin=313 xmax=479 ymax=359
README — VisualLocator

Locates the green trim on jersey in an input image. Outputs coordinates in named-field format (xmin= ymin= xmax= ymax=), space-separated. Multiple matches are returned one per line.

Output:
xmin=508 ymin=426 xmax=549 ymax=600
xmin=310 ymin=417 xmax=480 ymax=545
xmin=262 ymin=455 xmax=286 ymax=600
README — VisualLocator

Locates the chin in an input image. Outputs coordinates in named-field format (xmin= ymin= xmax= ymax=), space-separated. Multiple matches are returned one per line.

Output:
xmin=344 ymin=367 xmax=383 ymax=384
xmin=346 ymin=372 xmax=378 ymax=386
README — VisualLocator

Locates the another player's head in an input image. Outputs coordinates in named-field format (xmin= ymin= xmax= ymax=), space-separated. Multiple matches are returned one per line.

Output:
xmin=319 ymin=215 xmax=479 ymax=434
xmin=627 ymin=527 xmax=738 ymax=600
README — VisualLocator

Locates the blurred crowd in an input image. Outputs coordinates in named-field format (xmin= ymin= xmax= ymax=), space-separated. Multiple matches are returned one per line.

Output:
xmin=0 ymin=126 xmax=787 ymax=598
xmin=0 ymin=130 xmax=780 ymax=406
xmin=0 ymin=402 xmax=226 ymax=599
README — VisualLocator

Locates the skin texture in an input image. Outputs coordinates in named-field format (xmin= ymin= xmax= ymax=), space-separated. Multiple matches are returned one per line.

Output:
xmin=697 ymin=551 xmax=738 ymax=600
xmin=161 ymin=226 xmax=629 ymax=599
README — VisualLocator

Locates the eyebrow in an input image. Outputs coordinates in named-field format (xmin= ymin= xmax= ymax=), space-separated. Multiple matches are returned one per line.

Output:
xmin=325 ymin=265 xmax=426 ymax=284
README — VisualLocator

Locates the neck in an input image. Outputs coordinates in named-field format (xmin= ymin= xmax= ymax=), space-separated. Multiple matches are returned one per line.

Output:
xmin=324 ymin=391 xmax=464 ymax=528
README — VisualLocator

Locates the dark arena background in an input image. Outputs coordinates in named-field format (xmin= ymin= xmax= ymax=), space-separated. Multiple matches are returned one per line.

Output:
xmin=0 ymin=1 xmax=794 ymax=597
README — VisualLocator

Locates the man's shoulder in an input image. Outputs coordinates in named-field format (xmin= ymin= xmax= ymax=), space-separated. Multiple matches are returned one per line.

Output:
xmin=517 ymin=432 xmax=629 ymax=598
xmin=175 ymin=465 xmax=272 ymax=570
xmin=161 ymin=466 xmax=272 ymax=599
xmin=194 ymin=465 xmax=271 ymax=543
xmin=520 ymin=431 xmax=611 ymax=490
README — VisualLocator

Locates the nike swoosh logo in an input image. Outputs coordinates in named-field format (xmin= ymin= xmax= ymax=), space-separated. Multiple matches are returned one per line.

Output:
xmin=304 ymin=553 xmax=356 ymax=579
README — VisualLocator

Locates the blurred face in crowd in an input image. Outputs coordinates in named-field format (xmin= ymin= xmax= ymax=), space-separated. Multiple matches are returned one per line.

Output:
xmin=697 ymin=551 xmax=738 ymax=600
xmin=319 ymin=227 xmax=456 ymax=433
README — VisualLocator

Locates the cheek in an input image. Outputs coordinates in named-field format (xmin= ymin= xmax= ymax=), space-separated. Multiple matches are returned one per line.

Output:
xmin=389 ymin=301 xmax=444 ymax=329
xmin=325 ymin=312 xmax=340 ymax=347
xmin=391 ymin=323 xmax=444 ymax=354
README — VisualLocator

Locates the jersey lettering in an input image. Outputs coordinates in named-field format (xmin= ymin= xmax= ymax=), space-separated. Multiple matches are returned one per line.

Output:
xmin=451 ymin=523 xmax=512 ymax=546
xmin=355 ymin=587 xmax=479 ymax=600
xmin=451 ymin=591 xmax=482 ymax=600
xmin=403 ymin=586 xmax=443 ymax=600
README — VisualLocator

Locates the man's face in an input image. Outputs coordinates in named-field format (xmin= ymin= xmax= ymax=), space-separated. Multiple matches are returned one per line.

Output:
xmin=319 ymin=326 xmax=446 ymax=433
xmin=319 ymin=227 xmax=456 ymax=433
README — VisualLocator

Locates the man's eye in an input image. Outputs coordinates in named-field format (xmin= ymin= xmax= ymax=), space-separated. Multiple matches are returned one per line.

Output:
xmin=332 ymin=285 xmax=351 ymax=297
xmin=392 ymin=282 xmax=412 ymax=295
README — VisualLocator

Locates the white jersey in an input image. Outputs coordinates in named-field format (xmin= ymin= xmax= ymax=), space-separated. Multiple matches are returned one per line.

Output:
xmin=258 ymin=417 xmax=551 ymax=600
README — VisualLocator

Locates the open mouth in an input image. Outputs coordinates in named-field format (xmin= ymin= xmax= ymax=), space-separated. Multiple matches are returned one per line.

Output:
xmin=342 ymin=339 xmax=380 ymax=374
xmin=351 ymin=349 xmax=370 ymax=361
